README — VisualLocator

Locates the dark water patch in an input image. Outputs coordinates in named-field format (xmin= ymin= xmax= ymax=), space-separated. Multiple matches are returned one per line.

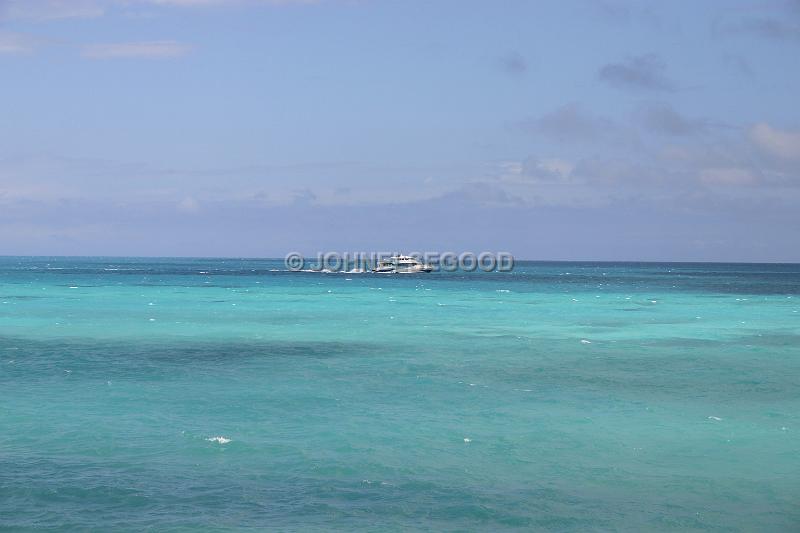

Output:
xmin=0 ymin=455 xmax=545 ymax=530
xmin=420 ymin=334 xmax=800 ymax=404
xmin=0 ymin=335 xmax=378 ymax=383
xmin=1 ymin=452 xmax=795 ymax=531
xmin=3 ymin=443 xmax=796 ymax=532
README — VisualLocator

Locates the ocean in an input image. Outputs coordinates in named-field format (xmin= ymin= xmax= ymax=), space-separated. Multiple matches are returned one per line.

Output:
xmin=1 ymin=257 xmax=798 ymax=531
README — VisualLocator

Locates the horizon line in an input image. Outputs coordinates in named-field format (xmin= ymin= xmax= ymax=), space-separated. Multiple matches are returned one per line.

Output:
xmin=1 ymin=254 xmax=799 ymax=266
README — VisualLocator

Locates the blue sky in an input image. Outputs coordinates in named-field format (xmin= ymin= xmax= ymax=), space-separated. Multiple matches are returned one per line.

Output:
xmin=1 ymin=0 xmax=799 ymax=260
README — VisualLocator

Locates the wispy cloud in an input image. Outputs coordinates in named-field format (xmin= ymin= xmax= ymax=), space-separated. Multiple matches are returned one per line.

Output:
xmin=518 ymin=103 xmax=615 ymax=143
xmin=0 ymin=0 xmax=107 ymax=20
xmin=636 ymin=103 xmax=708 ymax=136
xmin=700 ymin=167 xmax=759 ymax=186
xmin=177 ymin=196 xmax=201 ymax=213
xmin=590 ymin=0 xmax=663 ymax=28
xmin=0 ymin=31 xmax=37 ymax=54
xmin=0 ymin=0 xmax=320 ymax=21
xmin=723 ymin=18 xmax=800 ymax=43
xmin=82 ymin=40 xmax=191 ymax=59
xmin=714 ymin=0 xmax=800 ymax=44
xmin=598 ymin=53 xmax=674 ymax=92
xmin=146 ymin=0 xmax=320 ymax=5
xmin=722 ymin=53 xmax=755 ymax=80
xmin=750 ymin=123 xmax=800 ymax=160
xmin=519 ymin=157 xmax=575 ymax=183
xmin=497 ymin=51 xmax=527 ymax=78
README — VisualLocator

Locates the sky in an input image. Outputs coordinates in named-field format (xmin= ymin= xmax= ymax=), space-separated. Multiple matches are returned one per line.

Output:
xmin=1 ymin=0 xmax=799 ymax=261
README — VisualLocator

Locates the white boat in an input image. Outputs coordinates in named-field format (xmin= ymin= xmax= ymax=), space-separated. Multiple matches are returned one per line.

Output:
xmin=372 ymin=255 xmax=433 ymax=273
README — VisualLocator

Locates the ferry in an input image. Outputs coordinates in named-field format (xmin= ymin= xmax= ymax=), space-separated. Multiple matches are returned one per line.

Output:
xmin=372 ymin=255 xmax=433 ymax=273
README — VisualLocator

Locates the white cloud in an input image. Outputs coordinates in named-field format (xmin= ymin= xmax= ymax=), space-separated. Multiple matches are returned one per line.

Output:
xmin=493 ymin=158 xmax=575 ymax=185
xmin=750 ymin=122 xmax=800 ymax=160
xmin=145 ymin=0 xmax=320 ymax=4
xmin=0 ymin=0 xmax=318 ymax=21
xmin=537 ymin=158 xmax=575 ymax=179
xmin=0 ymin=31 xmax=37 ymax=54
xmin=515 ymin=157 xmax=575 ymax=182
xmin=177 ymin=196 xmax=200 ymax=213
xmin=1 ymin=0 xmax=107 ymax=20
xmin=82 ymin=40 xmax=191 ymax=59
xmin=700 ymin=167 xmax=758 ymax=185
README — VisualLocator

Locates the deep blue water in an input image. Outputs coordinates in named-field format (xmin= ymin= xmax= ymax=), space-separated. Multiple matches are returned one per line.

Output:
xmin=1 ymin=257 xmax=799 ymax=530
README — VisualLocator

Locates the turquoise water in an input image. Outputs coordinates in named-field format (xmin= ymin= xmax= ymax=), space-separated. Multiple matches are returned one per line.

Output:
xmin=1 ymin=257 xmax=798 ymax=531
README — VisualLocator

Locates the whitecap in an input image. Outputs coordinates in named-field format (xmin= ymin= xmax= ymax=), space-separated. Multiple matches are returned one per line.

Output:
xmin=463 ymin=438 xmax=472 ymax=443
xmin=496 ymin=289 xmax=510 ymax=293
xmin=206 ymin=436 xmax=231 ymax=444
xmin=580 ymin=339 xmax=591 ymax=344
xmin=708 ymin=416 xmax=722 ymax=421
